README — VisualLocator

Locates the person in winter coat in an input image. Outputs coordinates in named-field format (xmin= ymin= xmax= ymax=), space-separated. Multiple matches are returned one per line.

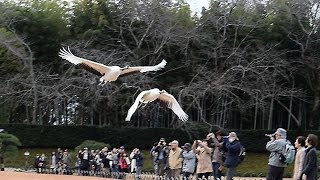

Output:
xmin=265 ymin=128 xmax=289 ymax=180
xmin=293 ymin=136 xmax=306 ymax=180
xmin=181 ymin=143 xmax=196 ymax=179
xmin=119 ymin=153 xmax=130 ymax=173
xmin=150 ymin=138 xmax=169 ymax=176
xmin=207 ymin=131 xmax=224 ymax=180
xmin=300 ymin=134 xmax=318 ymax=180
xmin=168 ymin=140 xmax=183 ymax=179
xmin=79 ymin=148 xmax=90 ymax=173
xmin=101 ymin=151 xmax=111 ymax=175
xmin=192 ymin=138 xmax=213 ymax=179
xmin=130 ymin=148 xmax=144 ymax=180
xmin=222 ymin=132 xmax=242 ymax=180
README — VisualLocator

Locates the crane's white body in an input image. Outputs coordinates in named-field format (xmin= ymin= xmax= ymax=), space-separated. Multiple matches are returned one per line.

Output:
xmin=125 ymin=88 xmax=188 ymax=122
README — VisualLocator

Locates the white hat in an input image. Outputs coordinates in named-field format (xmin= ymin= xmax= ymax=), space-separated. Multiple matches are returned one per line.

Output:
xmin=274 ymin=128 xmax=287 ymax=139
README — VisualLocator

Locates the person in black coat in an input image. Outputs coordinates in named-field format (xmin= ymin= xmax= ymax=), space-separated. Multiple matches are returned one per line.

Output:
xmin=34 ymin=154 xmax=40 ymax=172
xmin=79 ymin=148 xmax=90 ymax=173
xmin=300 ymin=134 xmax=318 ymax=180
xmin=222 ymin=132 xmax=242 ymax=180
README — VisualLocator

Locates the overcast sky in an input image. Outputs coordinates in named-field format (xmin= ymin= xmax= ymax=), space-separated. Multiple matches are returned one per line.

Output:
xmin=185 ymin=0 xmax=209 ymax=14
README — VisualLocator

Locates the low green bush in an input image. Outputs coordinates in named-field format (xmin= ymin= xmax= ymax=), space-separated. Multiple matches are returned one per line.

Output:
xmin=75 ymin=140 xmax=110 ymax=152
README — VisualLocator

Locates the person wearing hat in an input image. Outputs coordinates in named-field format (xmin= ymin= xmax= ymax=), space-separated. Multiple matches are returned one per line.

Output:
xmin=222 ymin=132 xmax=242 ymax=180
xmin=150 ymin=138 xmax=169 ymax=176
xmin=265 ymin=128 xmax=289 ymax=180
xmin=181 ymin=143 xmax=196 ymax=179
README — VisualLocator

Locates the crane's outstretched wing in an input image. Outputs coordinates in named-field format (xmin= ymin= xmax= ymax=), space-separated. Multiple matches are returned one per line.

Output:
xmin=59 ymin=47 xmax=111 ymax=76
xmin=120 ymin=59 xmax=167 ymax=75
xmin=125 ymin=90 xmax=150 ymax=121
xmin=158 ymin=92 xmax=188 ymax=122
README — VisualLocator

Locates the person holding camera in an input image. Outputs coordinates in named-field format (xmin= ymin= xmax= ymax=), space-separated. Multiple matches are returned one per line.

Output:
xmin=181 ymin=143 xmax=196 ymax=179
xmin=192 ymin=138 xmax=213 ymax=179
xmin=130 ymin=148 xmax=144 ymax=179
xmin=221 ymin=132 xmax=242 ymax=180
xmin=207 ymin=131 xmax=224 ymax=180
xmin=79 ymin=147 xmax=90 ymax=171
xmin=265 ymin=128 xmax=288 ymax=180
xmin=150 ymin=138 xmax=168 ymax=176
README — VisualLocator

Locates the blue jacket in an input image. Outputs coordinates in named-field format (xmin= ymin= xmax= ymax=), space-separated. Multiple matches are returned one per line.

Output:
xmin=181 ymin=150 xmax=196 ymax=173
xmin=222 ymin=138 xmax=241 ymax=168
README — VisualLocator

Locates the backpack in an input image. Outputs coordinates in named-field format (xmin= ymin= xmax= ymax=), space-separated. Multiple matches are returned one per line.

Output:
xmin=278 ymin=141 xmax=295 ymax=164
xmin=238 ymin=145 xmax=246 ymax=162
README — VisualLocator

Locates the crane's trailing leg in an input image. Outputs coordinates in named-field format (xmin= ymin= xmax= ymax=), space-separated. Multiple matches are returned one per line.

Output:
xmin=141 ymin=103 xmax=148 ymax=109
xmin=137 ymin=102 xmax=143 ymax=109
xmin=138 ymin=101 xmax=148 ymax=109
xmin=98 ymin=78 xmax=108 ymax=86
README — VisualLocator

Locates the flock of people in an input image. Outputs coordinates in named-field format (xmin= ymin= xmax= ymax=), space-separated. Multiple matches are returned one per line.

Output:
xmin=32 ymin=128 xmax=319 ymax=180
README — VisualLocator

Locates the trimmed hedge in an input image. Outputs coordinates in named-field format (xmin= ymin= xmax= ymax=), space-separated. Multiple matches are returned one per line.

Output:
xmin=0 ymin=124 xmax=208 ymax=149
xmin=0 ymin=124 xmax=319 ymax=152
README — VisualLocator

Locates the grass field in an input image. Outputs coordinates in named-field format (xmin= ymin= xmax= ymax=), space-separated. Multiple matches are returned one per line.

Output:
xmin=4 ymin=148 xmax=294 ymax=177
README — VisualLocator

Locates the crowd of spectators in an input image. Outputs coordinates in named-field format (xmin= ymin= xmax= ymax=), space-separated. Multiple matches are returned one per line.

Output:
xmin=33 ymin=146 xmax=144 ymax=178
xmin=33 ymin=128 xmax=319 ymax=180
xmin=31 ymin=129 xmax=244 ymax=180
xmin=32 ymin=129 xmax=242 ymax=180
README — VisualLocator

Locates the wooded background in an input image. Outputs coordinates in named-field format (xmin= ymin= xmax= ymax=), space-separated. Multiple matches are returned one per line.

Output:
xmin=1 ymin=0 xmax=320 ymax=130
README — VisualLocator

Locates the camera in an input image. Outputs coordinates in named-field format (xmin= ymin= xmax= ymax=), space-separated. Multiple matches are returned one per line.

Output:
xmin=159 ymin=140 xmax=165 ymax=146
xmin=195 ymin=140 xmax=201 ymax=145
xmin=265 ymin=133 xmax=276 ymax=139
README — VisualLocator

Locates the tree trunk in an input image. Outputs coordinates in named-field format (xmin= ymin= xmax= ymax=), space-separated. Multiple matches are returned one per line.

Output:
xmin=90 ymin=108 xmax=94 ymax=126
xmin=254 ymin=95 xmax=258 ymax=130
xmin=310 ymin=89 xmax=320 ymax=128
xmin=268 ymin=97 xmax=274 ymax=130
xmin=63 ymin=100 xmax=67 ymax=125
xmin=25 ymin=106 xmax=30 ymax=124
xmin=0 ymin=142 xmax=4 ymax=171
xmin=222 ymin=98 xmax=227 ymax=128
xmin=287 ymin=95 xmax=293 ymax=130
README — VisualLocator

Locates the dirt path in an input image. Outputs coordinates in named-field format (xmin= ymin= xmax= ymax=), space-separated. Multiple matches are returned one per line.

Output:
xmin=0 ymin=171 xmax=114 ymax=180
xmin=0 ymin=171 xmax=295 ymax=180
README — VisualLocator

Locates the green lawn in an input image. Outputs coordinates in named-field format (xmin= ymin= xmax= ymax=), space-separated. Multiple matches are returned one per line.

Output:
xmin=5 ymin=149 xmax=294 ymax=177
xmin=237 ymin=152 xmax=293 ymax=177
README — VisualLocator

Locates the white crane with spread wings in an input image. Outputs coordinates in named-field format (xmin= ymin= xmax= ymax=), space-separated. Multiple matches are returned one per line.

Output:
xmin=125 ymin=88 xmax=188 ymax=122
xmin=59 ymin=47 xmax=167 ymax=85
